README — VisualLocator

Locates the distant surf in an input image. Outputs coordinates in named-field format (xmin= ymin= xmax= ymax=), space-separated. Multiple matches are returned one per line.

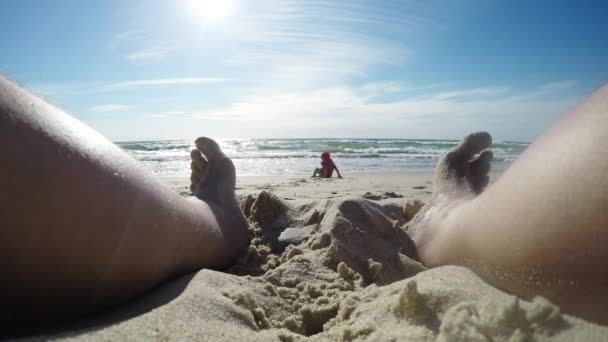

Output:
xmin=116 ymin=138 xmax=528 ymax=177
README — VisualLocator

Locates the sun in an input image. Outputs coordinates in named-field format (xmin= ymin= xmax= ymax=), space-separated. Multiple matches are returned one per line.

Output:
xmin=184 ymin=0 xmax=237 ymax=24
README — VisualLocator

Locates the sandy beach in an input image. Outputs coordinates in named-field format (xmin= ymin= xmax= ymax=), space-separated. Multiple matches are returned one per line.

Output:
xmin=166 ymin=171 xmax=436 ymax=201
xmin=18 ymin=171 xmax=608 ymax=341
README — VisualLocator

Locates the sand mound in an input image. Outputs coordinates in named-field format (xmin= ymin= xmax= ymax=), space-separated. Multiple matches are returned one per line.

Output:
xmin=24 ymin=192 xmax=608 ymax=341
xmin=362 ymin=191 xmax=404 ymax=200
xmin=403 ymin=198 xmax=425 ymax=221
xmin=220 ymin=194 xmax=426 ymax=337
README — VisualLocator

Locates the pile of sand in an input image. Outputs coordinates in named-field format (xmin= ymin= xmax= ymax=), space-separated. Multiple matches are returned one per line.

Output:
xmin=23 ymin=191 xmax=608 ymax=341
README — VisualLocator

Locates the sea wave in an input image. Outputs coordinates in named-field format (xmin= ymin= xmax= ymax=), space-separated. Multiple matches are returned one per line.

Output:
xmin=116 ymin=138 xmax=528 ymax=176
xmin=117 ymin=141 xmax=192 ymax=151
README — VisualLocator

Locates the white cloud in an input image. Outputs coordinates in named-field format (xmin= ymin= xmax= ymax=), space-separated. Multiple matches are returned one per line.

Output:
xmin=29 ymin=82 xmax=95 ymax=97
xmin=361 ymin=82 xmax=404 ymax=94
xmin=28 ymin=77 xmax=231 ymax=96
xmin=127 ymin=46 xmax=172 ymax=61
xmin=113 ymin=30 xmax=176 ymax=62
xmin=183 ymin=80 xmax=580 ymax=140
xmin=144 ymin=110 xmax=238 ymax=120
xmin=215 ymin=1 xmax=420 ymax=90
xmin=433 ymin=87 xmax=511 ymax=100
xmin=107 ymin=77 xmax=230 ymax=89
xmin=164 ymin=110 xmax=185 ymax=115
xmin=506 ymin=80 xmax=580 ymax=102
xmin=114 ymin=30 xmax=147 ymax=42
xmin=201 ymin=82 xmax=571 ymax=122
xmin=90 ymin=104 xmax=131 ymax=112
xmin=537 ymin=80 xmax=577 ymax=92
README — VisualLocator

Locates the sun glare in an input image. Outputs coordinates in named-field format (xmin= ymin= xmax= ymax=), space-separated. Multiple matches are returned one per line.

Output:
xmin=185 ymin=0 xmax=237 ymax=24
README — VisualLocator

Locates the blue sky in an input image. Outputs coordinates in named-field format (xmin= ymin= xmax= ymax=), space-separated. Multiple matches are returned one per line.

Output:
xmin=2 ymin=0 xmax=607 ymax=142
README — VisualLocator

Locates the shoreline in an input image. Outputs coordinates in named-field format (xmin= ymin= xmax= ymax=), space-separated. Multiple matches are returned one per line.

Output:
xmin=161 ymin=170 xmax=437 ymax=201
xmin=162 ymin=169 xmax=504 ymax=201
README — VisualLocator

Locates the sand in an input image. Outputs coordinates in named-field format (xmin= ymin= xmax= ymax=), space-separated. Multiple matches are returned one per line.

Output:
xmin=16 ymin=172 xmax=608 ymax=341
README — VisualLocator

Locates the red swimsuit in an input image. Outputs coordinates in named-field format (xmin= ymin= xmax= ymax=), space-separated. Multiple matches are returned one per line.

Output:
xmin=320 ymin=157 xmax=336 ymax=177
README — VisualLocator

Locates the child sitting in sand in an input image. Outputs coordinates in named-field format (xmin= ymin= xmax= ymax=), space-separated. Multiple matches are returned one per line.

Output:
xmin=312 ymin=151 xmax=343 ymax=178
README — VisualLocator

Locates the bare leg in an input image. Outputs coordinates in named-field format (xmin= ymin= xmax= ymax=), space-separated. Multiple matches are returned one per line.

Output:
xmin=312 ymin=167 xmax=321 ymax=177
xmin=409 ymin=84 xmax=608 ymax=323
xmin=0 ymin=76 xmax=248 ymax=328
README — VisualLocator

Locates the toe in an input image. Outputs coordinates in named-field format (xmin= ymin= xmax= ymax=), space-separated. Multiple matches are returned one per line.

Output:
xmin=470 ymin=150 xmax=493 ymax=176
xmin=195 ymin=137 xmax=224 ymax=161
xmin=190 ymin=149 xmax=208 ymax=173
xmin=196 ymin=157 xmax=237 ymax=204
xmin=471 ymin=174 xmax=490 ymax=194
xmin=452 ymin=132 xmax=492 ymax=160
xmin=190 ymin=149 xmax=208 ymax=193
xmin=191 ymin=162 xmax=203 ymax=180
xmin=190 ymin=169 xmax=203 ymax=184
xmin=475 ymin=150 xmax=493 ymax=164
xmin=192 ymin=137 xmax=237 ymax=205
xmin=191 ymin=148 xmax=208 ymax=166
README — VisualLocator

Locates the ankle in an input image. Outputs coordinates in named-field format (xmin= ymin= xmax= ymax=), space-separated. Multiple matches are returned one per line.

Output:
xmin=413 ymin=197 xmax=471 ymax=267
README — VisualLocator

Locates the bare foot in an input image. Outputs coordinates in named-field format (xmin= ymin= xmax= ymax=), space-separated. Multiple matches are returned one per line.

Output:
xmin=190 ymin=137 xmax=237 ymax=204
xmin=408 ymin=132 xmax=493 ymax=266
xmin=189 ymin=137 xmax=249 ymax=264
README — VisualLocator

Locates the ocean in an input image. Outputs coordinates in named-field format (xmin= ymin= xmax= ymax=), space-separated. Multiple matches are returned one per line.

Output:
xmin=116 ymin=138 xmax=529 ymax=177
